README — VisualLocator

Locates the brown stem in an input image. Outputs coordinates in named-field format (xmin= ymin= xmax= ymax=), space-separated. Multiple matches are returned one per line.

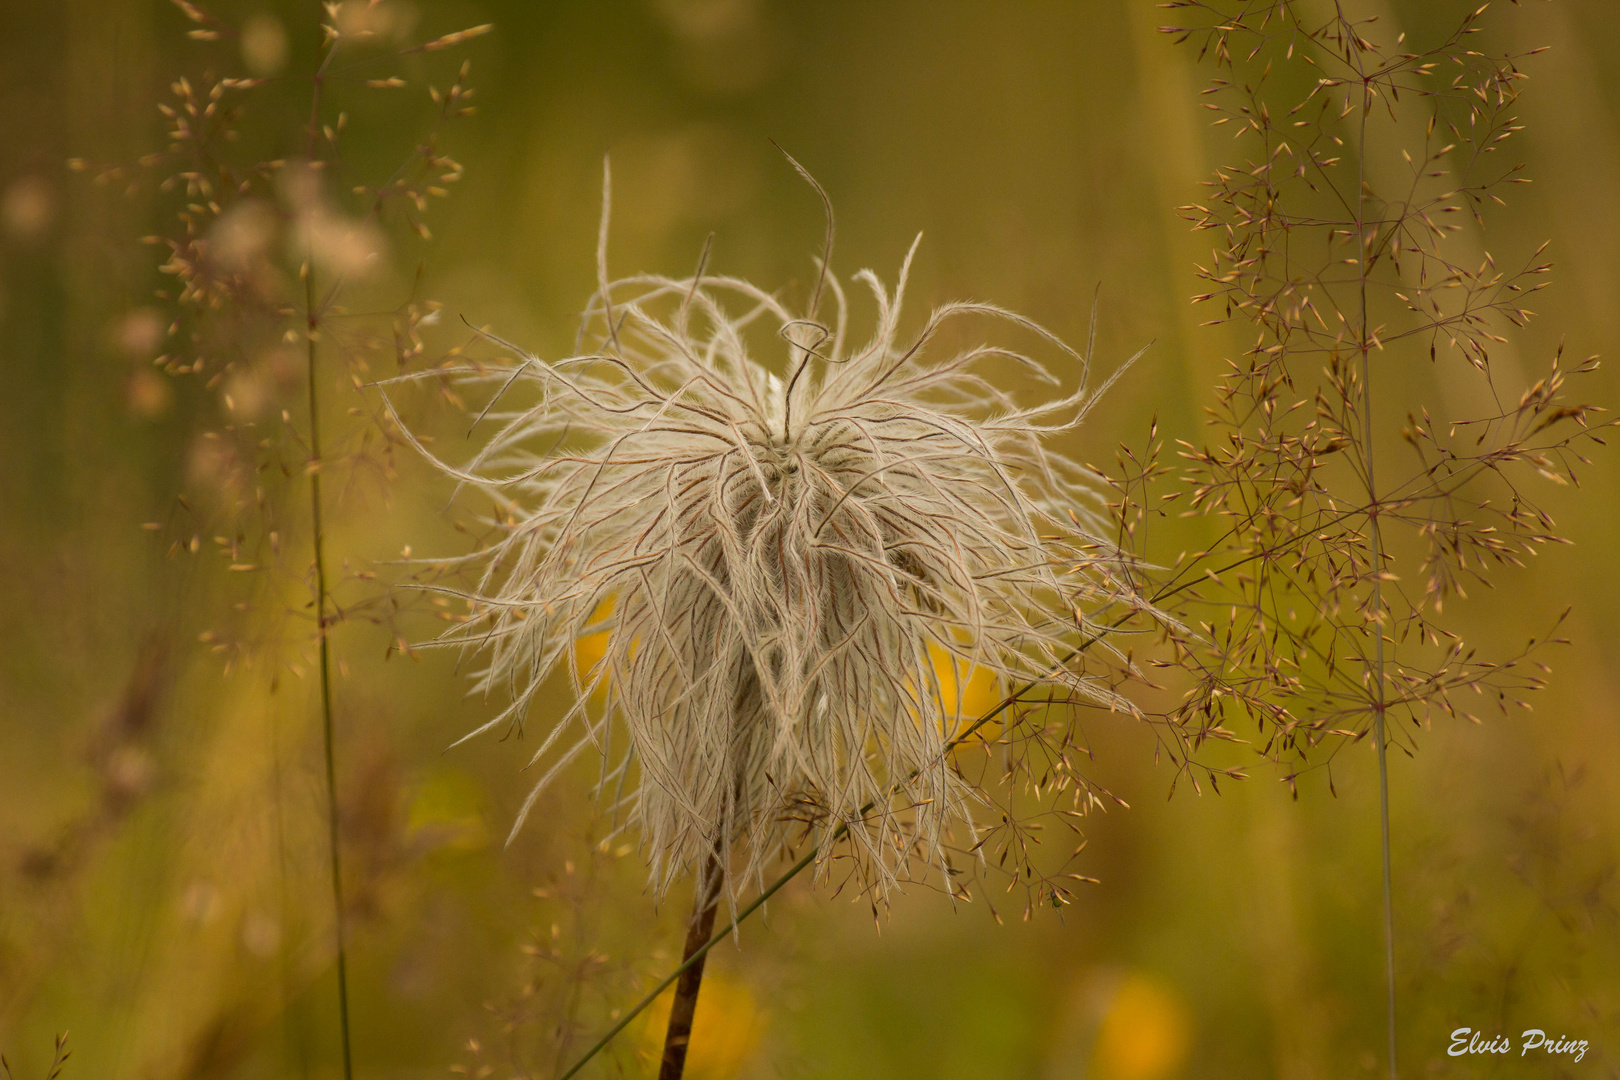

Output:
xmin=658 ymin=849 xmax=723 ymax=1080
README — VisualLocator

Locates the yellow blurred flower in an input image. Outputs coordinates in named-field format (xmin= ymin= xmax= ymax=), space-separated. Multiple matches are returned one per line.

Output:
xmin=1090 ymin=973 xmax=1191 ymax=1080
xmin=636 ymin=973 xmax=765 ymax=1079
xmin=921 ymin=640 xmax=1004 ymax=743
xmin=572 ymin=596 xmax=615 ymax=699
xmin=585 ymin=610 xmax=1001 ymax=738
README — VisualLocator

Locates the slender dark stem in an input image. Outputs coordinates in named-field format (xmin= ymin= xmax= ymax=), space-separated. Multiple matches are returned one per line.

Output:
xmin=1351 ymin=61 xmax=1398 ymax=1080
xmin=298 ymin=26 xmax=353 ymax=1078
xmin=306 ymin=266 xmax=354 ymax=1080
xmin=658 ymin=848 xmax=724 ymax=1080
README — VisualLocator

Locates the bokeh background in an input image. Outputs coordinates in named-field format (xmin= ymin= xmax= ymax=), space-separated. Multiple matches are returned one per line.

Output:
xmin=3 ymin=1 xmax=1619 ymax=1078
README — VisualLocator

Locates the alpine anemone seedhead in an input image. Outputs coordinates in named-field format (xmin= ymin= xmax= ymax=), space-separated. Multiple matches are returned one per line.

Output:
xmin=392 ymin=163 xmax=1150 ymax=905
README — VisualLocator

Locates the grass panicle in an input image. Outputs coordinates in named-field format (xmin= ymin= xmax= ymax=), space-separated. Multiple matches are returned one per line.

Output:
xmin=1141 ymin=2 xmax=1614 ymax=1073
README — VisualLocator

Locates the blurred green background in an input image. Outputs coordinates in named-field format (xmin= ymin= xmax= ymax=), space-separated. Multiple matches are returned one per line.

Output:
xmin=3 ymin=1 xmax=1618 ymax=1077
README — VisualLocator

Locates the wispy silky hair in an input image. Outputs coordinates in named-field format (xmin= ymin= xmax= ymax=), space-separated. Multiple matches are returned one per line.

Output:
xmin=388 ymin=165 xmax=1149 ymax=904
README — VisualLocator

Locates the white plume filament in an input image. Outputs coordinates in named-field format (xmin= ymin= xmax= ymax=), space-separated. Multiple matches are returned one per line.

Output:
xmin=387 ymin=166 xmax=1151 ymax=907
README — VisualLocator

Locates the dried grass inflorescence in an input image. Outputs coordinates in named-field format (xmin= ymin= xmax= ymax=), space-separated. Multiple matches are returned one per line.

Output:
xmin=395 ymin=169 xmax=1152 ymax=903
xmin=1134 ymin=4 xmax=1614 ymax=1071
xmin=87 ymin=0 xmax=489 ymax=664
xmin=1141 ymin=0 xmax=1609 ymax=779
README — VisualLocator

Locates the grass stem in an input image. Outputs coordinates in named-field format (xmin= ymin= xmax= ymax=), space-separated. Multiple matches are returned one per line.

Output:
xmin=306 ymin=266 xmax=355 ymax=1080
xmin=1354 ymin=74 xmax=1398 ymax=1080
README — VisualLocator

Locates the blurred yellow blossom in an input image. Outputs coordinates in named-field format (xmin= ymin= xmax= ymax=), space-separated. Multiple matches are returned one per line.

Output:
xmin=1091 ymin=973 xmax=1190 ymax=1080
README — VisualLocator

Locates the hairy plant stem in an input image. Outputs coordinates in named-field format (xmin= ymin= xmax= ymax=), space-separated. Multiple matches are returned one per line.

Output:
xmin=658 ymin=848 xmax=724 ymax=1080
xmin=306 ymin=266 xmax=354 ymax=1080
xmin=1353 ymin=65 xmax=1398 ymax=1080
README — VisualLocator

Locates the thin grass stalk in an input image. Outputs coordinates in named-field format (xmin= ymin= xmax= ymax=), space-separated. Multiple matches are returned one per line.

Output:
xmin=305 ymin=265 xmax=354 ymax=1080
xmin=1351 ymin=61 xmax=1397 ymax=1080
xmin=298 ymin=34 xmax=355 ymax=1080
xmin=658 ymin=848 xmax=724 ymax=1080
xmin=124 ymin=8 xmax=482 ymax=1073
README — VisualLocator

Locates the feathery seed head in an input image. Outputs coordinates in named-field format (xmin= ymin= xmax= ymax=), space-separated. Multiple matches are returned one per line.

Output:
xmin=394 ymin=170 xmax=1149 ymax=904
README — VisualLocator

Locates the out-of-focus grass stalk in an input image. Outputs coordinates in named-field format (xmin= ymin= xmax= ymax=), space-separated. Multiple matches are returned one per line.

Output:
xmin=301 ymin=35 xmax=353 ymax=1080
xmin=304 ymin=259 xmax=353 ymax=1080
xmin=1354 ymin=80 xmax=1398 ymax=1080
